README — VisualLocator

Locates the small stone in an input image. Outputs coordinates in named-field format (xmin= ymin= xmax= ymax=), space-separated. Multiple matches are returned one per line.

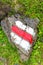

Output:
xmin=0 ymin=57 xmax=7 ymax=65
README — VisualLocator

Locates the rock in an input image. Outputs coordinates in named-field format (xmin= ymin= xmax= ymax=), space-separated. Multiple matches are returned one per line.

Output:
xmin=0 ymin=57 xmax=8 ymax=65
xmin=1 ymin=14 xmax=39 ymax=61
xmin=0 ymin=2 xmax=11 ymax=20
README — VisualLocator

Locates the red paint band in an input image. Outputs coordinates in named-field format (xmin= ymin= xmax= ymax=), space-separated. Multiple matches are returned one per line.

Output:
xmin=11 ymin=26 xmax=33 ymax=44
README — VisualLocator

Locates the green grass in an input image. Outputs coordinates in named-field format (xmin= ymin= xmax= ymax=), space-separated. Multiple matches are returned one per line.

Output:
xmin=0 ymin=0 xmax=43 ymax=65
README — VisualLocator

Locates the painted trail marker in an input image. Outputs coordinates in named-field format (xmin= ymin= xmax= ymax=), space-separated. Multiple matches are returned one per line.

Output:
xmin=1 ymin=14 xmax=39 ymax=61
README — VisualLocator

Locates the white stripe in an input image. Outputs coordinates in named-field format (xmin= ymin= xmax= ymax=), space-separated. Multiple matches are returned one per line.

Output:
xmin=15 ymin=21 xmax=26 ymax=30
xmin=10 ymin=32 xmax=15 ymax=37
xmin=10 ymin=32 xmax=31 ymax=51
xmin=10 ymin=32 xmax=22 ymax=44
xmin=26 ymin=26 xmax=35 ymax=37
xmin=15 ymin=21 xmax=35 ymax=36
xmin=20 ymin=39 xmax=31 ymax=51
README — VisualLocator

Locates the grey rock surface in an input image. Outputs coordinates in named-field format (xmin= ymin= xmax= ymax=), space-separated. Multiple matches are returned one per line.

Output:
xmin=1 ymin=14 xmax=39 ymax=61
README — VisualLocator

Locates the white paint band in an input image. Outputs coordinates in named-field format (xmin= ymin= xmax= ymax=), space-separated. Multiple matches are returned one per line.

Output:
xmin=20 ymin=39 xmax=31 ymax=51
xmin=10 ymin=32 xmax=31 ymax=51
xmin=15 ymin=21 xmax=26 ymax=30
xmin=15 ymin=20 xmax=35 ymax=37
xmin=26 ymin=26 xmax=35 ymax=37
xmin=10 ymin=32 xmax=22 ymax=44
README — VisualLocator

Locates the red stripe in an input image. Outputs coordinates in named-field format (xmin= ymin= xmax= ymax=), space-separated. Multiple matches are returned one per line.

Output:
xmin=11 ymin=26 xmax=33 ymax=44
